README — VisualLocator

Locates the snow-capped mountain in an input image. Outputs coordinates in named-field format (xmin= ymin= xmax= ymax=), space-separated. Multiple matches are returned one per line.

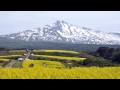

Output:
xmin=108 ymin=32 xmax=120 ymax=37
xmin=1 ymin=20 xmax=120 ymax=45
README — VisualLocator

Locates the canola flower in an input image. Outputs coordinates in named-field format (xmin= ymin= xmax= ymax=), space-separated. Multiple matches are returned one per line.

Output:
xmin=33 ymin=49 xmax=79 ymax=54
xmin=0 ymin=59 xmax=10 ymax=61
xmin=0 ymin=55 xmax=22 ymax=59
xmin=22 ymin=60 xmax=65 ymax=68
xmin=0 ymin=66 xmax=120 ymax=79
xmin=35 ymin=55 xmax=86 ymax=61
xmin=0 ymin=49 xmax=120 ymax=79
xmin=9 ymin=50 xmax=26 ymax=52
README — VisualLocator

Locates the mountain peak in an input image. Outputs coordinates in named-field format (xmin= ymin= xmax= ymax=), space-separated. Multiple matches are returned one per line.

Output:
xmin=53 ymin=20 xmax=64 ymax=27
xmin=55 ymin=20 xmax=61 ymax=25
xmin=1 ymin=20 xmax=120 ymax=45
xmin=52 ymin=20 xmax=71 ymax=29
xmin=55 ymin=20 xmax=66 ymax=24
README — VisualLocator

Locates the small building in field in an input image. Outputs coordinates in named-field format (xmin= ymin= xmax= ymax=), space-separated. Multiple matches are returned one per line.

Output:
xmin=31 ymin=53 xmax=34 ymax=56
xmin=17 ymin=58 xmax=24 ymax=61
xmin=23 ymin=54 xmax=27 ymax=56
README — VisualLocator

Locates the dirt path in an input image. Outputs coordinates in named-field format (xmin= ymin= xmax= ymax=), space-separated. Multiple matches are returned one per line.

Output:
xmin=12 ymin=61 xmax=23 ymax=68
xmin=25 ymin=50 xmax=31 ymax=60
xmin=4 ymin=62 xmax=15 ymax=68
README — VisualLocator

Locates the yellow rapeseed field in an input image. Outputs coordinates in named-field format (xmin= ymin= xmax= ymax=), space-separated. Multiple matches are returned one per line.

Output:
xmin=9 ymin=50 xmax=26 ymax=52
xmin=0 ymin=66 xmax=120 ymax=79
xmin=22 ymin=60 xmax=65 ymax=68
xmin=0 ymin=55 xmax=21 ymax=59
xmin=0 ymin=49 xmax=120 ymax=79
xmin=0 ymin=59 xmax=10 ymax=61
xmin=33 ymin=49 xmax=79 ymax=54
xmin=35 ymin=55 xmax=86 ymax=61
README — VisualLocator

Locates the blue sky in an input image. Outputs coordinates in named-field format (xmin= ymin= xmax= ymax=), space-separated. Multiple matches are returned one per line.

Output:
xmin=0 ymin=11 xmax=120 ymax=35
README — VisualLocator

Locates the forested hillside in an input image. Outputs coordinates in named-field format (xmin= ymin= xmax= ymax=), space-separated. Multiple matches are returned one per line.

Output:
xmin=0 ymin=36 xmax=120 ymax=51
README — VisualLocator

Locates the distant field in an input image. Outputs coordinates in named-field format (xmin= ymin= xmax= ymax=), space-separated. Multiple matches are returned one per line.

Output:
xmin=0 ymin=49 xmax=120 ymax=79
xmin=33 ymin=49 xmax=79 ymax=54
xmin=34 ymin=55 xmax=86 ymax=61
xmin=33 ymin=52 xmax=79 ymax=57
xmin=0 ymin=55 xmax=21 ymax=57
xmin=22 ymin=60 xmax=65 ymax=68
xmin=0 ymin=55 xmax=21 ymax=59
xmin=0 ymin=59 xmax=10 ymax=61
xmin=9 ymin=50 xmax=26 ymax=52
xmin=1 ymin=50 xmax=25 ymax=53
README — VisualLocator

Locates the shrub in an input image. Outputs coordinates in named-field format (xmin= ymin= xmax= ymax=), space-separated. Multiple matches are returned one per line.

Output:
xmin=82 ymin=58 xmax=115 ymax=67
xmin=29 ymin=63 xmax=34 ymax=68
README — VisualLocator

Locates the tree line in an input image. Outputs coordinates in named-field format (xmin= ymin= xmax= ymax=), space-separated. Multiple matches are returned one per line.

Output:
xmin=85 ymin=47 xmax=120 ymax=64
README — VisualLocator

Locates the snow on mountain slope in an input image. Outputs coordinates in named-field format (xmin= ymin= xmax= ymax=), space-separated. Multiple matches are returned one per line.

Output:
xmin=1 ymin=20 xmax=120 ymax=45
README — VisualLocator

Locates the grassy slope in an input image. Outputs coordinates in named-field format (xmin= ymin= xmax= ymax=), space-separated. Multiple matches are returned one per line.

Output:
xmin=12 ymin=61 xmax=23 ymax=68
